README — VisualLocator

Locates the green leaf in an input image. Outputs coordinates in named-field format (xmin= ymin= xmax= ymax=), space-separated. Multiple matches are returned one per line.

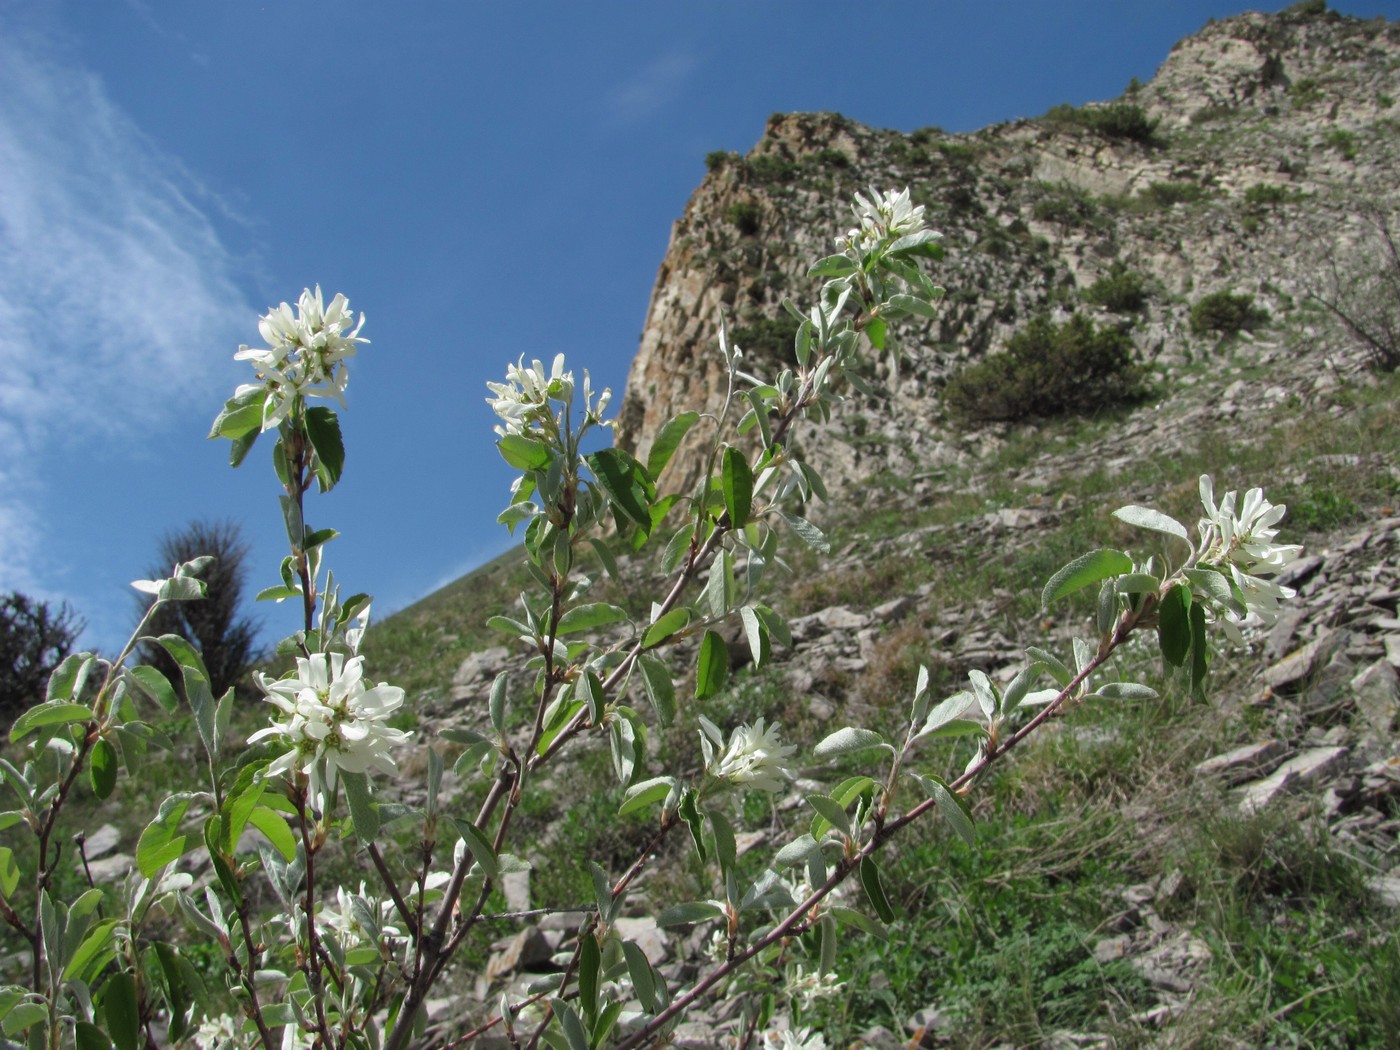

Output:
xmin=1111 ymin=505 xmax=1190 ymax=546
xmin=10 ymin=701 xmax=92 ymax=742
xmin=710 ymin=810 xmax=736 ymax=873
xmin=1114 ymin=572 xmax=1163 ymax=594
xmin=64 ymin=920 xmax=118 ymax=984
xmin=619 ymin=777 xmax=675 ymax=818
xmin=552 ymin=999 xmax=589 ymax=1050
xmin=75 ymin=1021 xmax=113 ymax=1050
xmin=813 ymin=727 xmax=886 ymax=758
xmin=859 ymin=857 xmax=896 ymax=923
xmin=739 ymin=606 xmax=771 ymax=669
xmin=642 ymin=608 xmax=691 ymax=649
xmin=774 ymin=834 xmax=822 ymax=868
xmin=556 ymin=603 xmax=628 ymax=636
xmin=829 ymin=905 xmax=888 ymax=941
xmin=103 ymin=971 xmax=140 ymax=1050
xmin=1041 ymin=548 xmax=1134 ymax=607
xmin=340 ymin=771 xmax=379 ymax=841
xmin=46 ymin=652 xmax=93 ymax=702
xmin=586 ymin=447 xmax=655 ymax=533
xmin=456 ymin=820 xmax=500 ymax=881
xmin=578 ymin=932 xmax=601 ymax=1021
xmin=646 ymin=412 xmax=700 ymax=480
xmin=721 ymin=447 xmax=753 ymax=527
xmin=701 ymin=549 xmax=736 ymax=621
xmin=1184 ymin=567 xmax=1247 ymax=616
xmin=497 ymin=433 xmax=552 ymax=472
xmin=2 ymin=1002 xmax=47 ymax=1037
xmin=806 ymin=794 xmax=852 ymax=840
xmin=776 ymin=510 xmax=830 ymax=553
xmin=865 ymin=316 xmax=887 ymax=350
xmin=1095 ymin=682 xmax=1159 ymax=700
xmin=916 ymin=773 xmax=975 ymax=846
xmin=1025 ymin=646 xmax=1071 ymax=686
xmin=228 ymin=429 xmax=259 ymax=468
xmin=695 ymin=631 xmax=729 ymax=701
xmin=1189 ymin=600 xmax=1209 ymax=699
xmin=656 ymin=901 xmax=724 ymax=927
xmin=89 ymin=739 xmax=118 ymax=800
xmin=808 ymin=254 xmax=859 ymax=279
xmin=1158 ymin=583 xmax=1191 ymax=668
xmin=247 ymin=807 xmax=297 ymax=862
xmin=636 ymin=653 xmax=676 ymax=727
xmin=0 ymin=847 xmax=18 ymax=898
xmin=622 ymin=941 xmax=658 ymax=1014
xmin=304 ymin=406 xmax=345 ymax=492
xmin=208 ymin=385 xmax=267 ymax=440
xmin=254 ymin=585 xmax=302 ymax=603
xmin=136 ymin=793 xmax=195 ymax=877
xmin=885 ymin=293 xmax=940 ymax=319
xmin=127 ymin=665 xmax=179 ymax=715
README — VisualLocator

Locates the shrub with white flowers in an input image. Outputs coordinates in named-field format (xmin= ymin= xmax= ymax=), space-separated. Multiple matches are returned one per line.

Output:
xmin=0 ymin=185 xmax=1299 ymax=1050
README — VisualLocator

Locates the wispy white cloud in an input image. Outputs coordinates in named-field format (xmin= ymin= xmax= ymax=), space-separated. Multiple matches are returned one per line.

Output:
xmin=0 ymin=21 xmax=251 ymax=602
xmin=603 ymin=51 xmax=698 ymax=127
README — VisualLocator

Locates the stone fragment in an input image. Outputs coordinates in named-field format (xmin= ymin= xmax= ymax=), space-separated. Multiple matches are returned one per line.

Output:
xmin=484 ymin=927 xmax=553 ymax=983
xmin=80 ymin=824 xmax=121 ymax=859
xmin=1351 ymin=659 xmax=1399 ymax=734
xmin=1237 ymin=746 xmax=1350 ymax=813
xmin=871 ymin=596 xmax=913 ymax=623
xmin=613 ymin=916 xmax=669 ymax=965
xmin=1263 ymin=630 xmax=1336 ymax=692
xmin=451 ymin=646 xmax=511 ymax=698
xmin=1194 ymin=740 xmax=1285 ymax=783
xmin=1094 ymin=935 xmax=1133 ymax=963
xmin=1369 ymin=875 xmax=1400 ymax=909
xmin=83 ymin=853 xmax=134 ymax=884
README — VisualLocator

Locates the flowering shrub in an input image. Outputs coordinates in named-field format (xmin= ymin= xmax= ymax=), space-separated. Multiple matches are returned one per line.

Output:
xmin=0 ymin=186 xmax=1296 ymax=1050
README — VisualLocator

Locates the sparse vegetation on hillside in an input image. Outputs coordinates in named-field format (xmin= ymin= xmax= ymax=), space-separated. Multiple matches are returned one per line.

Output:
xmin=942 ymin=314 xmax=1149 ymax=422
xmin=1190 ymin=290 xmax=1270 ymax=336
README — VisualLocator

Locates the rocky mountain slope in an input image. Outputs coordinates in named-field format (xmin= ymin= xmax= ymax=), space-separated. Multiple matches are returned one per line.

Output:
xmin=615 ymin=2 xmax=1400 ymax=498
xmin=361 ymin=5 xmax=1400 ymax=1045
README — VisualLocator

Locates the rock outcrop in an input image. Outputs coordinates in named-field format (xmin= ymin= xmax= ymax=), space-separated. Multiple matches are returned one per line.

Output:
xmin=615 ymin=5 xmax=1400 ymax=496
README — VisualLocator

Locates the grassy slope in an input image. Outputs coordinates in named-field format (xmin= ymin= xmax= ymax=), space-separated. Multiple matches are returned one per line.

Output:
xmin=359 ymin=352 xmax=1400 ymax=1046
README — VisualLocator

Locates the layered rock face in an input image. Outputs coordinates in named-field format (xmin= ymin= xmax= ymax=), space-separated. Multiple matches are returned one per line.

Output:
xmin=614 ymin=5 xmax=1400 ymax=494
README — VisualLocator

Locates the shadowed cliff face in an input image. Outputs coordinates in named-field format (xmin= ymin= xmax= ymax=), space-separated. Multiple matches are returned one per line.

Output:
xmin=615 ymin=6 xmax=1400 ymax=497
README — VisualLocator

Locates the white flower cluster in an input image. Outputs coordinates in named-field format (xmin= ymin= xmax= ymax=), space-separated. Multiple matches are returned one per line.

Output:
xmin=842 ymin=186 xmax=926 ymax=251
xmin=1196 ymin=475 xmax=1304 ymax=639
xmin=485 ymin=353 xmax=611 ymax=437
xmin=234 ymin=286 xmax=367 ymax=432
xmin=699 ymin=716 xmax=796 ymax=793
xmin=759 ymin=1025 xmax=827 ymax=1050
xmin=318 ymin=881 xmax=403 ymax=955
xmin=248 ymin=652 xmax=410 ymax=808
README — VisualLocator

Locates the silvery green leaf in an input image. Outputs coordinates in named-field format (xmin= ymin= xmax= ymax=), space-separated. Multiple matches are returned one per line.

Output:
xmin=1097 ymin=578 xmax=1118 ymax=633
xmin=1041 ymin=549 xmax=1134 ymax=608
xmin=1183 ymin=567 xmax=1248 ymax=616
xmin=919 ymin=690 xmax=974 ymax=737
xmin=1025 ymin=646 xmax=1071 ymax=686
xmin=1114 ymin=572 xmax=1163 ymax=593
xmin=1000 ymin=663 xmax=1044 ymax=716
xmin=1112 ymin=505 xmax=1190 ymax=546
xmin=656 ymin=901 xmax=724 ymax=929
xmin=774 ymin=834 xmax=822 ymax=868
xmin=776 ymin=510 xmax=830 ymax=553
xmin=1094 ymin=682 xmax=1159 ymax=700
xmin=813 ymin=727 xmax=886 ymax=758
xmin=806 ymin=794 xmax=852 ymax=840
xmin=967 ymin=670 xmax=998 ymax=721
xmin=1072 ymin=637 xmax=1095 ymax=676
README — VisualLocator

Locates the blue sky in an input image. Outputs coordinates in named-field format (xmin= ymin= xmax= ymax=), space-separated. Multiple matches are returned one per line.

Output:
xmin=3 ymin=0 xmax=1397 ymax=655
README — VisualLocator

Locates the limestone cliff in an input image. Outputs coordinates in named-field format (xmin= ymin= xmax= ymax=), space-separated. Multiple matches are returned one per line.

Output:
xmin=615 ymin=4 xmax=1400 ymax=495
